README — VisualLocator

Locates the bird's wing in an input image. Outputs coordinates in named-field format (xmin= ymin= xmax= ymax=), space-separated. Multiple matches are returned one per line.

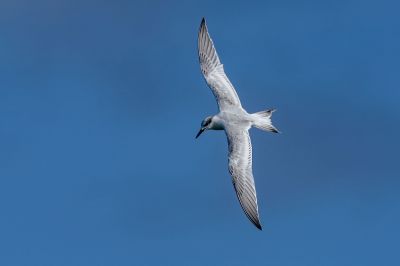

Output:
xmin=225 ymin=125 xmax=262 ymax=230
xmin=198 ymin=18 xmax=242 ymax=111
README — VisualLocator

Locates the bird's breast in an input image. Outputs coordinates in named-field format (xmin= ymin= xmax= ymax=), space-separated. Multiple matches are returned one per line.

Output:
xmin=216 ymin=111 xmax=252 ymax=129
xmin=211 ymin=115 xmax=225 ymax=130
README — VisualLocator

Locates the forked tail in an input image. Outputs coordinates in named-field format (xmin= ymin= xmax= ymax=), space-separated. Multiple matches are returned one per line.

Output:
xmin=252 ymin=109 xmax=279 ymax=133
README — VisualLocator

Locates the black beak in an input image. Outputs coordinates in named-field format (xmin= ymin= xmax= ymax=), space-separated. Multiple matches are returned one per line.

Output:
xmin=195 ymin=128 xmax=205 ymax=139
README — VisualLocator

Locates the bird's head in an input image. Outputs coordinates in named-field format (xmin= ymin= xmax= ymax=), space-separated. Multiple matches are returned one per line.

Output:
xmin=195 ymin=116 xmax=213 ymax=139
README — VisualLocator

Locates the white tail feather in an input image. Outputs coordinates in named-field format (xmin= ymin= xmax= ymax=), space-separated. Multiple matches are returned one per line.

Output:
xmin=252 ymin=109 xmax=279 ymax=133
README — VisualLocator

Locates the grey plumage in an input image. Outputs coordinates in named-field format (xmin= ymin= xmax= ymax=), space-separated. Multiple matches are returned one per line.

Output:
xmin=198 ymin=18 xmax=242 ymax=110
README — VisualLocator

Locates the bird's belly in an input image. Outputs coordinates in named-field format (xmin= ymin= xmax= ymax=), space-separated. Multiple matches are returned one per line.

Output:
xmin=217 ymin=111 xmax=252 ymax=129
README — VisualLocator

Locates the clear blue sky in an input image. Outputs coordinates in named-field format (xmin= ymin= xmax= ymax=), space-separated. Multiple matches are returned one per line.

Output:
xmin=1 ymin=0 xmax=399 ymax=265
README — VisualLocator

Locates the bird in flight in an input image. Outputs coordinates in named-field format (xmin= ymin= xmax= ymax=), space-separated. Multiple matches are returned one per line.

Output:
xmin=196 ymin=18 xmax=279 ymax=230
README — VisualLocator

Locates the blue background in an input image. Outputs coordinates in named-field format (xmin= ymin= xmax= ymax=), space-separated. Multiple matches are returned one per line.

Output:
xmin=1 ymin=0 xmax=399 ymax=265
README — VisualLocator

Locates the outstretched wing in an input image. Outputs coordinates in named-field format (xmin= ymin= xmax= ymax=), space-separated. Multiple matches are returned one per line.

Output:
xmin=225 ymin=125 xmax=262 ymax=230
xmin=198 ymin=18 xmax=242 ymax=111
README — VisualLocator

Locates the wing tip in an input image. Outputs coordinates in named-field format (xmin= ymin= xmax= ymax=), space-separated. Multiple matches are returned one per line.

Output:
xmin=249 ymin=214 xmax=263 ymax=230
xmin=199 ymin=17 xmax=207 ymax=32
xmin=256 ymin=223 xmax=263 ymax=231
xmin=238 ymin=197 xmax=263 ymax=231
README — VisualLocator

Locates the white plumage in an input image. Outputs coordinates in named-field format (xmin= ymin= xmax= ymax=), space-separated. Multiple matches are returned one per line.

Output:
xmin=196 ymin=18 xmax=279 ymax=230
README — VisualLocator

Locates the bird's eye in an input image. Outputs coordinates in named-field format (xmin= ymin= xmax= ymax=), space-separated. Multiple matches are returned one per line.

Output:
xmin=202 ymin=117 xmax=212 ymax=127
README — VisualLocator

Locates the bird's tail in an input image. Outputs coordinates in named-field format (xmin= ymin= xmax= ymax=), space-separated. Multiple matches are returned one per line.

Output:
xmin=252 ymin=109 xmax=279 ymax=133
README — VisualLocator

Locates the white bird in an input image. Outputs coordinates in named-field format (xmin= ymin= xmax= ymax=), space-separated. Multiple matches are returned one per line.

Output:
xmin=196 ymin=18 xmax=279 ymax=230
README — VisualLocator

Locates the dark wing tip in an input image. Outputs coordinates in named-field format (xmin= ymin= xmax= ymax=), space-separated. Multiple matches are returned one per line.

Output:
xmin=250 ymin=215 xmax=263 ymax=230
xmin=199 ymin=17 xmax=206 ymax=33
xmin=255 ymin=223 xmax=263 ymax=231
xmin=238 ymin=197 xmax=263 ymax=231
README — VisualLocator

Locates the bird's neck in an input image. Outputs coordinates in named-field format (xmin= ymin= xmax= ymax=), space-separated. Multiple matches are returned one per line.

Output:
xmin=210 ymin=115 xmax=225 ymax=130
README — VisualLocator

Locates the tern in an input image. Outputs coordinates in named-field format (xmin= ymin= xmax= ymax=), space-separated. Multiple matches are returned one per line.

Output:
xmin=196 ymin=18 xmax=279 ymax=230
